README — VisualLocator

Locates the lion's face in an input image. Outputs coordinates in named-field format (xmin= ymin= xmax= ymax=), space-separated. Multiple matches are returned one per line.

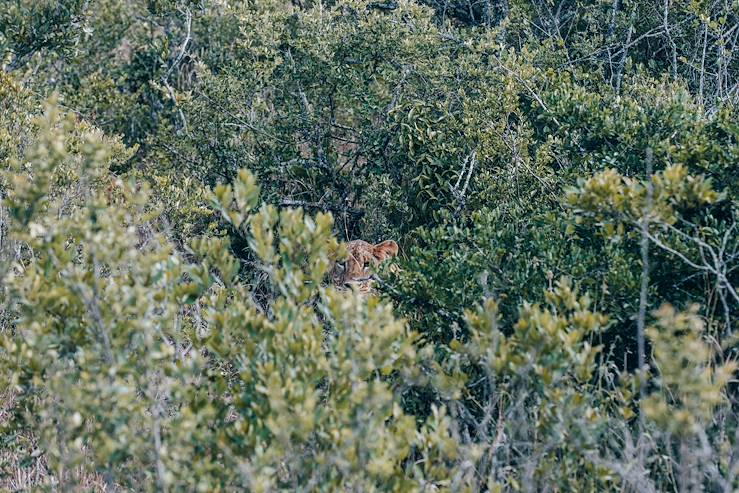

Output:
xmin=331 ymin=239 xmax=398 ymax=287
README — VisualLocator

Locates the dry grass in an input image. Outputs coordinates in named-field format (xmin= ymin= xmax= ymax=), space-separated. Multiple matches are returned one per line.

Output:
xmin=0 ymin=390 xmax=48 ymax=492
xmin=0 ymin=391 xmax=110 ymax=492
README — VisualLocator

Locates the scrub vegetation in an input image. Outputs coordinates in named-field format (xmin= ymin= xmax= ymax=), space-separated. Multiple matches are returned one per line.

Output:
xmin=1 ymin=0 xmax=738 ymax=490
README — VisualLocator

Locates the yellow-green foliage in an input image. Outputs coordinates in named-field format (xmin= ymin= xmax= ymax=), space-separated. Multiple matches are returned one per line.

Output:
xmin=0 ymin=103 xmax=457 ymax=491
xmin=644 ymin=304 xmax=736 ymax=434
xmin=568 ymin=165 xmax=721 ymax=227
xmin=1 ymin=0 xmax=738 ymax=490
xmin=1 ymin=98 xmax=737 ymax=491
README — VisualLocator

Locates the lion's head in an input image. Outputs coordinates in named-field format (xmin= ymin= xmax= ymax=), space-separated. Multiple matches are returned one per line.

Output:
xmin=331 ymin=239 xmax=398 ymax=288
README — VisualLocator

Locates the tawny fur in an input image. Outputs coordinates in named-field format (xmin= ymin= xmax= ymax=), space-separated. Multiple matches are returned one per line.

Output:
xmin=331 ymin=239 xmax=398 ymax=289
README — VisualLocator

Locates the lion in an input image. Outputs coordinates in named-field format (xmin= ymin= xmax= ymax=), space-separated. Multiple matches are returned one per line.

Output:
xmin=330 ymin=239 xmax=399 ymax=291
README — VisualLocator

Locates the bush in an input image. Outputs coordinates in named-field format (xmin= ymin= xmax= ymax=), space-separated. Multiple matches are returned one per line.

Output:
xmin=1 ymin=0 xmax=738 ymax=490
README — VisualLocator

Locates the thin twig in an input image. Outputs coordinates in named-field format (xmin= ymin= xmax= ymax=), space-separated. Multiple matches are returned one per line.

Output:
xmin=636 ymin=147 xmax=653 ymax=452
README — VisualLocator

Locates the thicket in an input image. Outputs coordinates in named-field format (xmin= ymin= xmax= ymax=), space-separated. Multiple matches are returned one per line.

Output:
xmin=1 ymin=0 xmax=738 ymax=491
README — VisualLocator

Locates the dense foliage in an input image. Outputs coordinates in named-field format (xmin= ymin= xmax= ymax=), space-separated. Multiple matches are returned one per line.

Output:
xmin=1 ymin=0 xmax=737 ymax=490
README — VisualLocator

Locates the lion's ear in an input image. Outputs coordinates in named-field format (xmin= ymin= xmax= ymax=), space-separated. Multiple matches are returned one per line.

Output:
xmin=372 ymin=240 xmax=398 ymax=261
